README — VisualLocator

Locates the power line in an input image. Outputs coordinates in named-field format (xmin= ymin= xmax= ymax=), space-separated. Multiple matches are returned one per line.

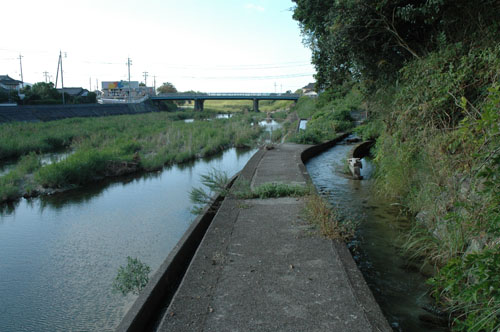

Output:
xmin=174 ymin=73 xmax=314 ymax=80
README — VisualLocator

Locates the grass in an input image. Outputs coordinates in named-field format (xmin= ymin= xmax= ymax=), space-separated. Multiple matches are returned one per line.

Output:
xmin=189 ymin=169 xmax=230 ymax=214
xmin=304 ymin=193 xmax=356 ymax=241
xmin=231 ymin=179 xmax=310 ymax=199
xmin=0 ymin=111 xmax=265 ymax=202
xmin=204 ymin=100 xmax=254 ymax=113
xmin=286 ymin=89 xmax=360 ymax=144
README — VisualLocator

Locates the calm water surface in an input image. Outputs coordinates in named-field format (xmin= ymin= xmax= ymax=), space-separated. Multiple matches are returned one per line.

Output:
xmin=0 ymin=147 xmax=256 ymax=331
xmin=306 ymin=139 xmax=446 ymax=332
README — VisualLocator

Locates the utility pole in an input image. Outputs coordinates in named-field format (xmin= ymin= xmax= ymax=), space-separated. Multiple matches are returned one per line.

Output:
xmin=143 ymin=71 xmax=148 ymax=86
xmin=127 ymin=57 xmax=132 ymax=102
xmin=18 ymin=54 xmax=24 ymax=88
xmin=96 ymin=79 xmax=99 ymax=92
xmin=89 ymin=77 xmax=92 ymax=91
xmin=43 ymin=71 xmax=50 ymax=83
xmin=56 ymin=50 xmax=66 ymax=105
xmin=274 ymin=82 xmax=277 ymax=93
xmin=153 ymin=75 xmax=156 ymax=95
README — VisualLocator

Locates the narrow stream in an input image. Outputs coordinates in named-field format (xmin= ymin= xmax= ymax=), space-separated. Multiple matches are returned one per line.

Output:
xmin=306 ymin=138 xmax=447 ymax=332
xmin=0 ymin=147 xmax=256 ymax=331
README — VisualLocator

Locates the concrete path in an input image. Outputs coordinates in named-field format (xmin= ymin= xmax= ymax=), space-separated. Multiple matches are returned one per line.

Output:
xmin=156 ymin=143 xmax=391 ymax=332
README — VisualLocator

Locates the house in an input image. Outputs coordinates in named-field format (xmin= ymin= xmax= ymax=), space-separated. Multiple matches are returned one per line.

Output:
xmin=57 ymin=87 xmax=89 ymax=97
xmin=0 ymin=75 xmax=23 ymax=91
xmin=302 ymin=82 xmax=316 ymax=94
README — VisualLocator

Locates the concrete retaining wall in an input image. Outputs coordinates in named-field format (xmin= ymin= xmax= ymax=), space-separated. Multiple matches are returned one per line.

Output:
xmin=116 ymin=149 xmax=267 ymax=332
xmin=0 ymin=103 xmax=158 ymax=123
xmin=349 ymin=140 xmax=375 ymax=159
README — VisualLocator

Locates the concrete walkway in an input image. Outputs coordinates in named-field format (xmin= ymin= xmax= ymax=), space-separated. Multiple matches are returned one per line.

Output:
xmin=156 ymin=143 xmax=391 ymax=332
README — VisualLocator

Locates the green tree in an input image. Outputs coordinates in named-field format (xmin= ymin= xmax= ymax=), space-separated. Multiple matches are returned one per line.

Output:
xmin=157 ymin=82 xmax=177 ymax=94
xmin=292 ymin=0 xmax=500 ymax=89
xmin=22 ymin=82 xmax=61 ymax=104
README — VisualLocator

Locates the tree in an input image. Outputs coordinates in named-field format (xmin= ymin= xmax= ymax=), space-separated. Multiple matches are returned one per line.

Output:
xmin=21 ymin=82 xmax=61 ymax=104
xmin=157 ymin=82 xmax=177 ymax=94
xmin=292 ymin=0 xmax=500 ymax=89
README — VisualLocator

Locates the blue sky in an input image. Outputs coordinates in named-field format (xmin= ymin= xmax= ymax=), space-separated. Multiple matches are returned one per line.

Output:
xmin=1 ymin=0 xmax=315 ymax=92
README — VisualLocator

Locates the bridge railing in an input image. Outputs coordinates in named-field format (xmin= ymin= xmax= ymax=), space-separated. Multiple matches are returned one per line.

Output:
xmin=154 ymin=92 xmax=301 ymax=98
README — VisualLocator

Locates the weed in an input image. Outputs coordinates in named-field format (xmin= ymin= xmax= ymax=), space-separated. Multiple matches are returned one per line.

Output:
xmin=232 ymin=180 xmax=309 ymax=199
xmin=112 ymin=257 xmax=151 ymax=296
xmin=304 ymin=194 xmax=356 ymax=241
xmin=189 ymin=169 xmax=229 ymax=214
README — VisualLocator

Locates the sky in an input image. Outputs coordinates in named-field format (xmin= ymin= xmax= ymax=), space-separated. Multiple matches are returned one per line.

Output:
xmin=1 ymin=0 xmax=315 ymax=93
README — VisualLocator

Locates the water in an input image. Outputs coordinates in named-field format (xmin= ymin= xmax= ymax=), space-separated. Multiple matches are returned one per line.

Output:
xmin=0 ymin=150 xmax=73 ymax=177
xmin=183 ymin=114 xmax=232 ymax=123
xmin=0 ymin=160 xmax=15 ymax=176
xmin=306 ymin=139 xmax=447 ymax=332
xmin=0 ymin=147 xmax=257 ymax=331
xmin=258 ymin=119 xmax=281 ymax=131
xmin=298 ymin=119 xmax=308 ymax=130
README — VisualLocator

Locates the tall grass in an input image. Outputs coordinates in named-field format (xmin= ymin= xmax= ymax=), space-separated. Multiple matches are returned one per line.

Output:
xmin=304 ymin=194 xmax=356 ymax=240
xmin=0 ymin=112 xmax=264 ymax=200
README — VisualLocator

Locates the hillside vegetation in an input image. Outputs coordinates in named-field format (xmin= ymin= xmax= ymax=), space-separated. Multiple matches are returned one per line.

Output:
xmin=293 ymin=1 xmax=500 ymax=330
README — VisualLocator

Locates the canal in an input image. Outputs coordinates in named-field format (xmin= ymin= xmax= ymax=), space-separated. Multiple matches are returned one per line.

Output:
xmin=306 ymin=138 xmax=446 ymax=331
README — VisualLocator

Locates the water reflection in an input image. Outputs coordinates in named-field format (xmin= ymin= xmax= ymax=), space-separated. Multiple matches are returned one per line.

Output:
xmin=0 ymin=147 xmax=257 ymax=332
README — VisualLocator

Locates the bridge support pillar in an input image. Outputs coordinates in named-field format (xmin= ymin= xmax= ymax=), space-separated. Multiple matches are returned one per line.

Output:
xmin=194 ymin=99 xmax=204 ymax=111
xmin=253 ymin=99 xmax=259 ymax=112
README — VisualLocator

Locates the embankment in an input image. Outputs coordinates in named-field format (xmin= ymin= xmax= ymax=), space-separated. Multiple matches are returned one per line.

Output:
xmin=0 ymin=103 xmax=158 ymax=123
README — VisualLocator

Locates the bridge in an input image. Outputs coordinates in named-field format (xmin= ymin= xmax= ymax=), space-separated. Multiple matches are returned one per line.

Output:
xmin=150 ymin=92 xmax=300 ymax=111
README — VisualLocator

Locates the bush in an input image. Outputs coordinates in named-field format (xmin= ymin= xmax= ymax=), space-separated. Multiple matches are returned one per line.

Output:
xmin=112 ymin=257 xmax=151 ymax=296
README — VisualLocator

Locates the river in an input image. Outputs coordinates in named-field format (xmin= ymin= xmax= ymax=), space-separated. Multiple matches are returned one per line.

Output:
xmin=0 ymin=147 xmax=256 ymax=331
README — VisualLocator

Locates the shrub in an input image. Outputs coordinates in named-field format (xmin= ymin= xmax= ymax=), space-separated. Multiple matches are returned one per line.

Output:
xmin=112 ymin=257 xmax=151 ymax=296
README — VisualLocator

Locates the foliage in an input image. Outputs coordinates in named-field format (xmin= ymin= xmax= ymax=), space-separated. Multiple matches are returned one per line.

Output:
xmin=251 ymin=183 xmax=309 ymax=199
xmin=112 ymin=257 xmax=151 ymax=296
xmin=0 ymin=88 xmax=20 ymax=103
xmin=18 ymin=82 xmax=97 ymax=105
xmin=0 ymin=112 xmax=264 ymax=201
xmin=293 ymin=1 xmax=500 ymax=330
xmin=304 ymin=193 xmax=356 ymax=240
xmin=232 ymin=181 xmax=309 ymax=199
xmin=429 ymin=248 xmax=500 ymax=332
xmin=354 ymin=119 xmax=384 ymax=141
xmin=189 ymin=169 xmax=229 ymax=214
xmin=0 ymin=153 xmax=41 ymax=201
xmin=288 ymin=86 xmax=359 ymax=144
xmin=156 ymin=82 xmax=177 ymax=94
xmin=293 ymin=0 xmax=499 ymax=88
xmin=371 ymin=43 xmax=500 ymax=332
xmin=204 ymin=100 xmax=253 ymax=113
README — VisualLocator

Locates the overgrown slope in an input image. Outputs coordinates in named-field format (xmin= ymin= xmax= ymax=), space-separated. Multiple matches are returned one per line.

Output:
xmin=293 ymin=1 xmax=500 ymax=330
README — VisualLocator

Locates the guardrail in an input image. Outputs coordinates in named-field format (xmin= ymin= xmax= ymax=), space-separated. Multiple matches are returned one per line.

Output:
xmin=154 ymin=92 xmax=301 ymax=98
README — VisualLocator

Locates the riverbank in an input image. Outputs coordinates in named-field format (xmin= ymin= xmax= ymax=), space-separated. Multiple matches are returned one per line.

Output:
xmin=0 ymin=111 xmax=265 ymax=203
xmin=0 ymin=102 xmax=158 ymax=124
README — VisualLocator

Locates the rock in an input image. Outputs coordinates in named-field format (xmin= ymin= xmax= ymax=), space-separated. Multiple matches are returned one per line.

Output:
xmin=465 ymin=237 xmax=485 ymax=255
